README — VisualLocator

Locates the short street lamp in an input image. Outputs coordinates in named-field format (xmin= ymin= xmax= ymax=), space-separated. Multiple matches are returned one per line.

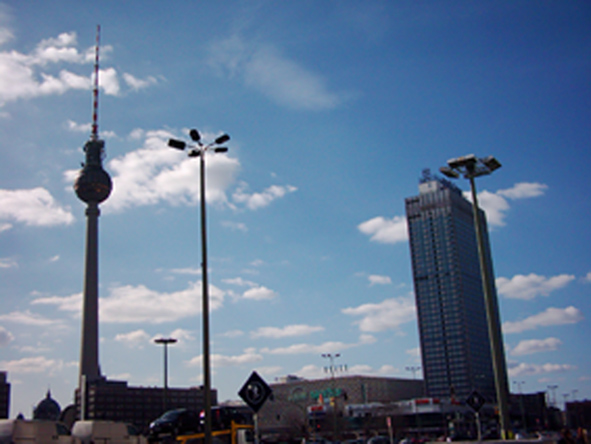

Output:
xmin=154 ymin=337 xmax=177 ymax=412
xmin=439 ymin=154 xmax=510 ymax=439
xmin=168 ymin=129 xmax=230 ymax=444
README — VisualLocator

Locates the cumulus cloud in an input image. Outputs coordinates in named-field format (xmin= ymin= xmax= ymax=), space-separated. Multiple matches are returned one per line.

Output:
xmin=467 ymin=182 xmax=548 ymax=227
xmin=115 ymin=329 xmax=150 ymax=348
xmin=232 ymin=182 xmax=297 ymax=210
xmin=508 ymin=362 xmax=576 ymax=377
xmin=261 ymin=335 xmax=375 ymax=355
xmin=503 ymin=306 xmax=583 ymax=334
xmin=207 ymin=35 xmax=347 ymax=111
xmin=32 ymin=281 xmax=226 ymax=324
xmin=368 ymin=275 xmax=392 ymax=286
xmin=188 ymin=348 xmax=263 ymax=368
xmin=251 ymin=324 xmax=324 ymax=339
xmin=0 ymin=310 xmax=64 ymax=327
xmin=242 ymin=286 xmax=277 ymax=301
xmin=342 ymin=297 xmax=416 ymax=332
xmin=357 ymin=216 xmax=407 ymax=244
xmin=0 ymin=356 xmax=66 ymax=375
xmin=0 ymin=188 xmax=74 ymax=228
xmin=0 ymin=326 xmax=14 ymax=346
xmin=510 ymin=337 xmax=562 ymax=356
xmin=0 ymin=31 xmax=156 ymax=106
xmin=496 ymin=273 xmax=575 ymax=300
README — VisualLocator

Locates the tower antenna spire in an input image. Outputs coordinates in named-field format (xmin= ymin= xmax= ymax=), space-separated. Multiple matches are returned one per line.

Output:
xmin=91 ymin=25 xmax=100 ymax=141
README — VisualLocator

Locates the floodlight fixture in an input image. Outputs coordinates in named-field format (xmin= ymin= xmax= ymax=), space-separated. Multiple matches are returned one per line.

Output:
xmin=439 ymin=166 xmax=460 ymax=179
xmin=482 ymin=155 xmax=502 ymax=172
xmin=190 ymin=129 xmax=201 ymax=143
xmin=215 ymin=134 xmax=230 ymax=145
xmin=214 ymin=147 xmax=228 ymax=153
xmin=168 ymin=139 xmax=186 ymax=150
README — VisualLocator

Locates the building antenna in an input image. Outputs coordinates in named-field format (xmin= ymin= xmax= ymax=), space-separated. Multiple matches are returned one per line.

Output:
xmin=91 ymin=25 xmax=100 ymax=141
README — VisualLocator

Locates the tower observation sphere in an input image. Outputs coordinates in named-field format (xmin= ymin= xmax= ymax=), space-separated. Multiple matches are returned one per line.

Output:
xmin=74 ymin=139 xmax=112 ymax=203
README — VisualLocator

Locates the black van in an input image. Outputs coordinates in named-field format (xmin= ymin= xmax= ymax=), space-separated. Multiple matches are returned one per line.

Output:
xmin=148 ymin=408 xmax=200 ymax=441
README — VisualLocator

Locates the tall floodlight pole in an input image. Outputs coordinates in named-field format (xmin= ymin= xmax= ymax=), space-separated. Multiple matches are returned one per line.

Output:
xmin=155 ymin=337 xmax=178 ymax=413
xmin=74 ymin=26 xmax=112 ymax=419
xmin=168 ymin=130 xmax=229 ymax=444
xmin=440 ymin=154 xmax=510 ymax=439
xmin=321 ymin=353 xmax=343 ymax=443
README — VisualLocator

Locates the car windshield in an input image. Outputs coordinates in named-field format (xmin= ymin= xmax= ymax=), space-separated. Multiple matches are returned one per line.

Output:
xmin=159 ymin=410 xmax=184 ymax=421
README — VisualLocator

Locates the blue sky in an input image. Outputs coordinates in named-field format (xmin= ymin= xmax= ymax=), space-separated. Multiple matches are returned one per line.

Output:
xmin=1 ymin=1 xmax=590 ymax=417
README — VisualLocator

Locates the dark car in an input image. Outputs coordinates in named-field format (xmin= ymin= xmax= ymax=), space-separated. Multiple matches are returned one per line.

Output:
xmin=148 ymin=408 xmax=200 ymax=441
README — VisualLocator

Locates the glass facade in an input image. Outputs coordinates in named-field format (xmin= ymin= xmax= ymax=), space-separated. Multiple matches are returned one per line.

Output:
xmin=405 ymin=174 xmax=503 ymax=402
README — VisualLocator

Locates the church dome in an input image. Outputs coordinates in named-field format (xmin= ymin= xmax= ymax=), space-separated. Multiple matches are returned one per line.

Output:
xmin=33 ymin=390 xmax=61 ymax=420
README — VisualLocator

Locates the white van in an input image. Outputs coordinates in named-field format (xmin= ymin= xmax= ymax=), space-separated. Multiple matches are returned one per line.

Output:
xmin=0 ymin=419 xmax=72 ymax=444
xmin=71 ymin=420 xmax=146 ymax=444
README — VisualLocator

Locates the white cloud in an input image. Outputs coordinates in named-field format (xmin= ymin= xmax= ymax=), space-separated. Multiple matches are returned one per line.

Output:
xmin=497 ymin=182 xmax=548 ymax=200
xmin=232 ymin=183 xmax=297 ymax=210
xmin=496 ymin=273 xmax=575 ymax=300
xmin=187 ymin=348 xmax=263 ymax=368
xmin=0 ymin=326 xmax=14 ymax=346
xmin=583 ymin=272 xmax=591 ymax=283
xmin=221 ymin=221 xmax=248 ymax=232
xmin=510 ymin=337 xmax=562 ymax=356
xmin=97 ymin=130 xmax=240 ymax=212
xmin=503 ymin=306 xmax=583 ymax=334
xmin=0 ymin=356 xmax=65 ymax=375
xmin=0 ymin=31 xmax=154 ymax=106
xmin=342 ymin=297 xmax=416 ymax=332
xmin=358 ymin=216 xmax=407 ymax=244
xmin=251 ymin=324 xmax=324 ymax=339
xmin=115 ymin=329 xmax=150 ymax=348
xmin=242 ymin=286 xmax=277 ymax=301
xmin=508 ymin=362 xmax=576 ymax=377
xmin=223 ymin=277 xmax=257 ymax=287
xmin=207 ymin=36 xmax=346 ymax=111
xmin=467 ymin=182 xmax=548 ymax=227
xmin=261 ymin=335 xmax=374 ymax=355
xmin=0 ymin=310 xmax=63 ymax=327
xmin=368 ymin=275 xmax=392 ymax=286
xmin=0 ymin=257 xmax=17 ymax=268
xmin=0 ymin=188 xmax=74 ymax=227
xmin=122 ymin=73 xmax=158 ymax=90
xmin=32 ymin=281 xmax=225 ymax=324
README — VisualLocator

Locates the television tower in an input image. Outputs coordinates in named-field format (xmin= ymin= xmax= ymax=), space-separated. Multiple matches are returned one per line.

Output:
xmin=74 ymin=25 xmax=112 ymax=389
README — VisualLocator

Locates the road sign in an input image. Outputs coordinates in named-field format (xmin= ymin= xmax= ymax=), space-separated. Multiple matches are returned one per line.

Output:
xmin=466 ymin=390 xmax=486 ymax=412
xmin=239 ymin=371 xmax=273 ymax=413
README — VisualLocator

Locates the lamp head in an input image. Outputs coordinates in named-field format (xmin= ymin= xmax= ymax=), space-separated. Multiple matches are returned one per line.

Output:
xmin=168 ymin=139 xmax=186 ymax=150
xmin=189 ymin=129 xmax=201 ymax=142
xmin=215 ymin=134 xmax=230 ymax=145
xmin=482 ymin=155 xmax=502 ymax=172
xmin=439 ymin=166 xmax=460 ymax=179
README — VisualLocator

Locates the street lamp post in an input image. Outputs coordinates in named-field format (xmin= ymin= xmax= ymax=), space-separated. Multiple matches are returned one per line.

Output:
xmin=168 ymin=129 xmax=230 ymax=444
xmin=155 ymin=337 xmax=178 ymax=413
xmin=321 ymin=353 xmax=343 ymax=442
xmin=440 ymin=154 xmax=510 ymax=439
xmin=514 ymin=380 xmax=527 ymax=432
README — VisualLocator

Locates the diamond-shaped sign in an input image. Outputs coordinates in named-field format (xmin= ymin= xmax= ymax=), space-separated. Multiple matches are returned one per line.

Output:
xmin=466 ymin=390 xmax=486 ymax=412
xmin=239 ymin=371 xmax=272 ymax=413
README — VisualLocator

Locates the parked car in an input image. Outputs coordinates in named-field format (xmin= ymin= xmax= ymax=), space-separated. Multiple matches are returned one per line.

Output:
xmin=148 ymin=409 xmax=200 ymax=441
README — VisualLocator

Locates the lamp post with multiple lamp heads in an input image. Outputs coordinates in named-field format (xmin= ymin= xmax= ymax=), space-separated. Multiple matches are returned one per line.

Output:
xmin=167 ymin=130 xmax=229 ymax=444
xmin=439 ymin=154 xmax=510 ymax=439
xmin=154 ymin=337 xmax=178 ymax=413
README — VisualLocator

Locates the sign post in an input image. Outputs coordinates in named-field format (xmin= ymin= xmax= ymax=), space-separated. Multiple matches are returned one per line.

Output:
xmin=239 ymin=372 xmax=273 ymax=444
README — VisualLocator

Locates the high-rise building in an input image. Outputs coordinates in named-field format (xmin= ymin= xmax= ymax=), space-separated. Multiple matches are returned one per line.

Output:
xmin=405 ymin=170 xmax=507 ymax=402
xmin=0 ymin=371 xmax=10 ymax=418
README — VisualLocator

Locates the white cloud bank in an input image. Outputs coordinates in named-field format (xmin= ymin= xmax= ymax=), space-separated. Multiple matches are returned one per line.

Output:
xmin=357 ymin=216 xmax=407 ymax=244
xmin=342 ymin=297 xmax=416 ymax=332
xmin=251 ymin=324 xmax=324 ymax=339
xmin=496 ymin=273 xmax=575 ymax=300
xmin=0 ymin=188 xmax=74 ymax=229
xmin=508 ymin=362 xmax=576 ymax=377
xmin=510 ymin=337 xmax=562 ymax=356
xmin=503 ymin=306 xmax=583 ymax=334
xmin=0 ymin=31 xmax=157 ymax=106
